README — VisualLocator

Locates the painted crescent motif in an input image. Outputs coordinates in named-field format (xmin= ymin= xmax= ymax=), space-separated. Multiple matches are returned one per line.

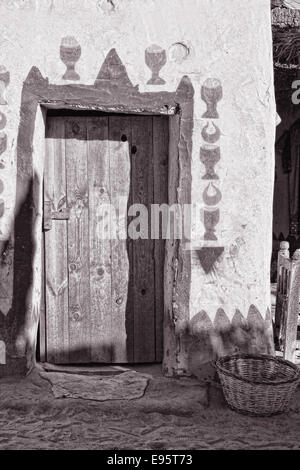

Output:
xmin=203 ymin=182 xmax=222 ymax=206
xmin=201 ymin=121 xmax=220 ymax=143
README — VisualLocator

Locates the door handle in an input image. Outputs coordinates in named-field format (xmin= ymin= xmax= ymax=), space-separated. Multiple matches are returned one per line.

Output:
xmin=43 ymin=201 xmax=70 ymax=231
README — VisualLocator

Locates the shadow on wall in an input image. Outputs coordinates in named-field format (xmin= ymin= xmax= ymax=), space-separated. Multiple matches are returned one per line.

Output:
xmin=0 ymin=174 xmax=36 ymax=374
xmin=186 ymin=306 xmax=274 ymax=381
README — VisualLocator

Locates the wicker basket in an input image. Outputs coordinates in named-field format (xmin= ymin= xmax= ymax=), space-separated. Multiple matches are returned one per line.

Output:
xmin=215 ymin=354 xmax=300 ymax=416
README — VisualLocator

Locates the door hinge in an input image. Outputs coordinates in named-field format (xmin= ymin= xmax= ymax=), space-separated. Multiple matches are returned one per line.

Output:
xmin=43 ymin=201 xmax=70 ymax=231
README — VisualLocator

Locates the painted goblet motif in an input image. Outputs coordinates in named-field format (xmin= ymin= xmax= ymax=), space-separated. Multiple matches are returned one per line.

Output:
xmin=201 ymin=78 xmax=222 ymax=119
xmin=203 ymin=207 xmax=220 ymax=241
xmin=200 ymin=144 xmax=220 ymax=180
xmin=0 ymin=66 xmax=10 ymax=105
xmin=60 ymin=36 xmax=81 ymax=81
xmin=145 ymin=44 xmax=166 ymax=85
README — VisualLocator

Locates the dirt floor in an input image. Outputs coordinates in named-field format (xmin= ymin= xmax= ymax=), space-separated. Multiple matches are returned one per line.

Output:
xmin=0 ymin=366 xmax=300 ymax=450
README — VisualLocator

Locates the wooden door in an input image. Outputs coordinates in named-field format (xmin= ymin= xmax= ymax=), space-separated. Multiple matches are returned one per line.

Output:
xmin=42 ymin=113 xmax=168 ymax=364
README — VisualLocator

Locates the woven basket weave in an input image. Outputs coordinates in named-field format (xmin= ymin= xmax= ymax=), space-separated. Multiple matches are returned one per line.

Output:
xmin=215 ymin=354 xmax=300 ymax=416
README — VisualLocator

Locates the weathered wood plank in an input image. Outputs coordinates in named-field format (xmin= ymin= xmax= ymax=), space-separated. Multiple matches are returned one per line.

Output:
xmin=283 ymin=250 xmax=300 ymax=362
xmin=153 ymin=116 xmax=168 ymax=362
xmin=87 ymin=116 xmax=112 ymax=362
xmin=44 ymin=117 xmax=69 ymax=363
xmin=39 ymin=233 xmax=46 ymax=362
xmin=131 ymin=115 xmax=155 ymax=362
xmin=275 ymin=241 xmax=290 ymax=335
xmin=163 ymin=114 xmax=180 ymax=374
xmin=65 ymin=117 xmax=91 ymax=363
xmin=108 ymin=115 xmax=132 ymax=362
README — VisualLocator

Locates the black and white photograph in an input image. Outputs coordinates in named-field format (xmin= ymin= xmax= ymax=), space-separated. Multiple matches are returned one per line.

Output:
xmin=0 ymin=0 xmax=299 ymax=456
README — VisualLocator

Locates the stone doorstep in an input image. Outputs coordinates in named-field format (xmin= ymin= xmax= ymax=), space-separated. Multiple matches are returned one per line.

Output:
xmin=40 ymin=362 xmax=130 ymax=376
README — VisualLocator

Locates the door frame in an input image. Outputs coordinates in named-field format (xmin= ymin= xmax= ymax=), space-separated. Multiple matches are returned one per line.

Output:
xmin=40 ymin=111 xmax=170 ymax=364
xmin=14 ymin=51 xmax=194 ymax=375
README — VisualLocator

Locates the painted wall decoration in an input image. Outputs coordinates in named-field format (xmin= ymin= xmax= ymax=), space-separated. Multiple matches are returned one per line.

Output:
xmin=203 ymin=182 xmax=222 ymax=206
xmin=200 ymin=144 xmax=220 ymax=179
xmin=60 ymin=36 xmax=81 ymax=81
xmin=196 ymin=246 xmax=224 ymax=274
xmin=201 ymin=121 xmax=220 ymax=143
xmin=145 ymin=44 xmax=166 ymax=85
xmin=197 ymin=78 xmax=224 ymax=273
xmin=168 ymin=42 xmax=190 ymax=64
xmin=203 ymin=207 xmax=219 ymax=240
xmin=0 ymin=112 xmax=7 ymax=131
xmin=0 ymin=65 xmax=9 ymax=225
xmin=0 ymin=66 xmax=10 ymax=105
xmin=95 ymin=48 xmax=133 ymax=87
xmin=0 ymin=133 xmax=7 ymax=155
xmin=201 ymin=78 xmax=222 ymax=118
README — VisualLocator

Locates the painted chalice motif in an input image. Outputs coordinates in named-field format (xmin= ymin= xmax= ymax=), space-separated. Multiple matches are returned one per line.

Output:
xmin=201 ymin=78 xmax=222 ymax=119
xmin=203 ymin=207 xmax=220 ymax=241
xmin=200 ymin=144 xmax=220 ymax=180
xmin=145 ymin=44 xmax=166 ymax=85
xmin=0 ymin=66 xmax=10 ymax=105
xmin=60 ymin=36 xmax=81 ymax=81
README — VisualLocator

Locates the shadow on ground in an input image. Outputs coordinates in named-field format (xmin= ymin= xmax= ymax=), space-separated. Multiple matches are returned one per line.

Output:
xmin=0 ymin=370 xmax=300 ymax=450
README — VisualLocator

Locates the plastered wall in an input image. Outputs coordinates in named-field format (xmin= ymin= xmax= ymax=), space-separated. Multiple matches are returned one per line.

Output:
xmin=0 ymin=0 xmax=276 ymax=377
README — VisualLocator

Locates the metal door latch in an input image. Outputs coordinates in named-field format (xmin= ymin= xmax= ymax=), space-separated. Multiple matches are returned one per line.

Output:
xmin=43 ymin=201 xmax=70 ymax=231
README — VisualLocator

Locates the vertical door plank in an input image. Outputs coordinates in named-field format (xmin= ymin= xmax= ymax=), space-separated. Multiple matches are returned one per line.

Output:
xmin=109 ymin=116 xmax=132 ymax=362
xmin=153 ymin=116 xmax=169 ymax=362
xmin=131 ymin=116 xmax=155 ymax=362
xmin=87 ymin=116 xmax=112 ymax=362
xmin=39 ymin=234 xmax=46 ymax=362
xmin=65 ymin=118 xmax=91 ymax=363
xmin=44 ymin=117 xmax=69 ymax=363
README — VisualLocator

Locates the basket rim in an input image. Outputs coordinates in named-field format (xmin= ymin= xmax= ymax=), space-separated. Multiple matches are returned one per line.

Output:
xmin=215 ymin=353 xmax=300 ymax=386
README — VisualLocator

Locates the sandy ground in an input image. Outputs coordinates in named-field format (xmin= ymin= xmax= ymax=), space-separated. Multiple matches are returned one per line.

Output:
xmin=0 ymin=368 xmax=300 ymax=450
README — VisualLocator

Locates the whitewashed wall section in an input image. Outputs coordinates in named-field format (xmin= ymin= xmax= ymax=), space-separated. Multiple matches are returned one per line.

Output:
xmin=0 ymin=66 xmax=9 ymax=225
xmin=0 ymin=66 xmax=13 ymax=321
